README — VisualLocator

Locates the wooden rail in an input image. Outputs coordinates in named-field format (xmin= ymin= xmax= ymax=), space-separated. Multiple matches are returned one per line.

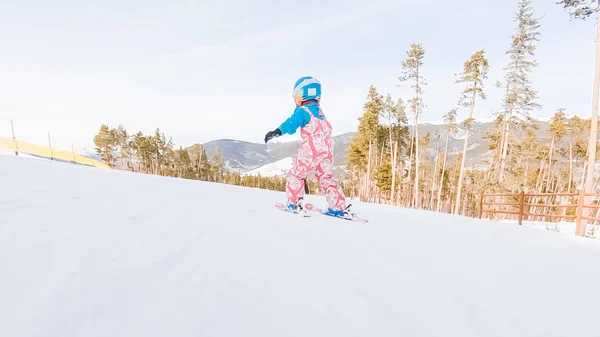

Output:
xmin=478 ymin=190 xmax=600 ymax=237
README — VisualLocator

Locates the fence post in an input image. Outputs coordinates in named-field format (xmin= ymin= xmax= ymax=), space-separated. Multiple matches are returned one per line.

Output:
xmin=575 ymin=189 xmax=585 ymax=237
xmin=518 ymin=191 xmax=525 ymax=226
xmin=47 ymin=133 xmax=54 ymax=160
xmin=10 ymin=118 xmax=18 ymax=156
xmin=71 ymin=142 xmax=76 ymax=164
xmin=478 ymin=192 xmax=484 ymax=219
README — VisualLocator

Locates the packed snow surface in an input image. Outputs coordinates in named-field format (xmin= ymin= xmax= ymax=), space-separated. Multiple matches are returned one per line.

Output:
xmin=1 ymin=155 xmax=600 ymax=337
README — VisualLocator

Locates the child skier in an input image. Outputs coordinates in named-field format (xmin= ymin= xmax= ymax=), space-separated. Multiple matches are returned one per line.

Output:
xmin=264 ymin=76 xmax=355 ymax=219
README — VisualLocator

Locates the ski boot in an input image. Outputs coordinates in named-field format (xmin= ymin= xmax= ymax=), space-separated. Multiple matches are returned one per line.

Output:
xmin=325 ymin=204 xmax=356 ymax=220
xmin=286 ymin=197 xmax=307 ymax=215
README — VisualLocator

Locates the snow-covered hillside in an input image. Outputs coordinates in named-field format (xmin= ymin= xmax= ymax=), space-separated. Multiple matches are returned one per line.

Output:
xmin=2 ymin=155 xmax=600 ymax=337
xmin=245 ymin=157 xmax=294 ymax=177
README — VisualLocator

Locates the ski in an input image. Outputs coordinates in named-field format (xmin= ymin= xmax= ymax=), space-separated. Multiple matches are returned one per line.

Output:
xmin=304 ymin=203 xmax=369 ymax=223
xmin=275 ymin=202 xmax=310 ymax=217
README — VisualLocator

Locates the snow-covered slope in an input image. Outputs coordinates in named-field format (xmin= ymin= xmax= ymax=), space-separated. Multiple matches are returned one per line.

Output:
xmin=1 ymin=149 xmax=49 ymax=161
xmin=244 ymin=156 xmax=294 ymax=177
xmin=2 ymin=155 xmax=600 ymax=337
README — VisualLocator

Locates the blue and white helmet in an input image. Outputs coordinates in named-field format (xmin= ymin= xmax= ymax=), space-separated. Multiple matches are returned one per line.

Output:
xmin=293 ymin=76 xmax=321 ymax=104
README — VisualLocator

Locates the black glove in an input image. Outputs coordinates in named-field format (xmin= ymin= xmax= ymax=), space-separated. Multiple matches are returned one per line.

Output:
xmin=264 ymin=128 xmax=282 ymax=143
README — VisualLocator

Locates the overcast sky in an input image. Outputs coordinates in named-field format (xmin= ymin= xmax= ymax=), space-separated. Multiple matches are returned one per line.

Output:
xmin=0 ymin=0 xmax=597 ymax=151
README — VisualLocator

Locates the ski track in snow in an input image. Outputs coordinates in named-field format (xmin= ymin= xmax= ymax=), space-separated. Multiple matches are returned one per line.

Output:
xmin=1 ymin=155 xmax=600 ymax=337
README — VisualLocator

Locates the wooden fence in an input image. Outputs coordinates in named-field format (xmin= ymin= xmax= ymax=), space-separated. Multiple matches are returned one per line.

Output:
xmin=478 ymin=190 xmax=600 ymax=237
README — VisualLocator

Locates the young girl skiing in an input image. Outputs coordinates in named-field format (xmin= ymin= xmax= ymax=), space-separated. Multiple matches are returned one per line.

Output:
xmin=264 ymin=76 xmax=355 ymax=219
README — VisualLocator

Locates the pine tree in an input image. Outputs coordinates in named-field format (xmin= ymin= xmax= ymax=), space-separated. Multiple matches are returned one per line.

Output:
xmin=515 ymin=118 xmax=539 ymax=191
xmin=380 ymin=94 xmax=409 ymax=203
xmin=567 ymin=115 xmax=587 ymax=192
xmin=200 ymin=146 xmax=210 ymax=181
xmin=187 ymin=144 xmax=203 ymax=179
xmin=347 ymin=85 xmax=384 ymax=201
xmin=131 ymin=132 xmax=157 ymax=173
xmin=111 ymin=124 xmax=128 ymax=169
xmin=418 ymin=132 xmax=431 ymax=207
xmin=211 ymin=148 xmax=226 ymax=183
xmin=557 ymin=0 xmax=599 ymax=19
xmin=93 ymin=124 xmax=118 ymax=166
xmin=90 ymin=123 xmax=301 ymax=196
xmin=398 ymin=43 xmax=426 ymax=207
xmin=498 ymin=0 xmax=541 ymax=184
xmin=484 ymin=114 xmax=507 ymax=185
xmin=429 ymin=130 xmax=442 ymax=209
xmin=374 ymin=154 xmax=393 ymax=196
xmin=454 ymin=49 xmax=489 ymax=214
xmin=152 ymin=128 xmax=174 ymax=175
xmin=348 ymin=86 xmax=382 ymax=170
xmin=173 ymin=147 xmax=192 ymax=178
xmin=545 ymin=109 xmax=568 ymax=191
xmin=437 ymin=108 xmax=458 ymax=212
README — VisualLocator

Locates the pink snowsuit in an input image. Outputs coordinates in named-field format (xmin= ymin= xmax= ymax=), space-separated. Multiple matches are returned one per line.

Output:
xmin=283 ymin=104 xmax=346 ymax=211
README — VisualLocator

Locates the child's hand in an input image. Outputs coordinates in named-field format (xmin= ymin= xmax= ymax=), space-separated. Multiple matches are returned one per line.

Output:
xmin=264 ymin=128 xmax=282 ymax=143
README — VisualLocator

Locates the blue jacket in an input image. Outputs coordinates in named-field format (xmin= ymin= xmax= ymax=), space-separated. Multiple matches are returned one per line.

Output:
xmin=279 ymin=101 xmax=325 ymax=135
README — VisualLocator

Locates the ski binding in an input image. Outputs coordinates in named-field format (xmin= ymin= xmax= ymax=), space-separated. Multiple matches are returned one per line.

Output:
xmin=275 ymin=202 xmax=310 ymax=217
xmin=304 ymin=203 xmax=369 ymax=223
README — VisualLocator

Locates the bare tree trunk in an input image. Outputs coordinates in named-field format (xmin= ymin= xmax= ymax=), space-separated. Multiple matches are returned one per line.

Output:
xmin=413 ymin=60 xmax=423 ymax=209
xmin=388 ymin=122 xmax=394 ymax=163
xmin=406 ymin=127 xmax=415 ymax=206
xmin=455 ymin=91 xmax=477 ymax=214
xmin=357 ymin=171 xmax=363 ymax=200
xmin=196 ymin=151 xmax=202 ymax=180
xmin=414 ymin=121 xmax=420 ymax=208
xmin=365 ymin=140 xmax=373 ymax=201
xmin=430 ymin=146 xmax=440 ymax=210
xmin=499 ymin=116 xmax=510 ymax=183
xmin=529 ymin=159 xmax=544 ymax=218
xmin=545 ymin=136 xmax=555 ymax=193
xmin=376 ymin=143 xmax=385 ymax=203
xmin=380 ymin=142 xmax=385 ymax=169
xmin=535 ymin=160 xmax=545 ymax=192
xmin=580 ymin=8 xmax=600 ymax=235
xmin=455 ymin=132 xmax=469 ymax=214
xmin=375 ymin=142 xmax=380 ymax=169
xmin=391 ymin=141 xmax=398 ymax=205
xmin=437 ymin=133 xmax=449 ymax=212
xmin=568 ymin=140 xmax=573 ymax=193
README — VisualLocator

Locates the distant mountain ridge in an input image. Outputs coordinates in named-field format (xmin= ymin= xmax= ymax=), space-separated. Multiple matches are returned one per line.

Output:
xmin=201 ymin=120 xmax=555 ymax=176
xmin=201 ymin=132 xmax=355 ymax=173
